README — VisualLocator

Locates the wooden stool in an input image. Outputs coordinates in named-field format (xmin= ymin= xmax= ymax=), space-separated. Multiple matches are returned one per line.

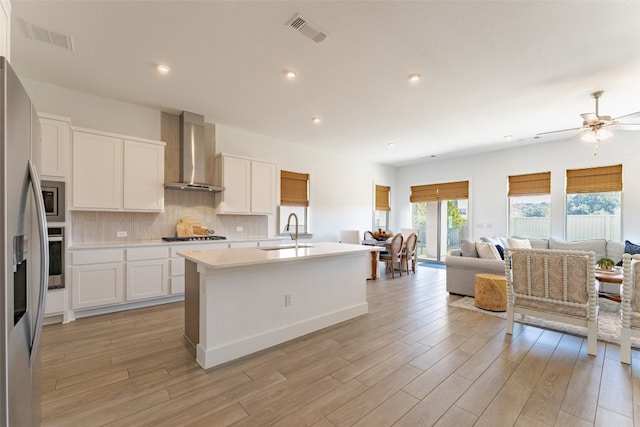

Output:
xmin=474 ymin=273 xmax=507 ymax=311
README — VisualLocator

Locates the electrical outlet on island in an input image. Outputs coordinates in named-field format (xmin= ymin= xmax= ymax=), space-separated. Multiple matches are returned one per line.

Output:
xmin=116 ymin=231 xmax=127 ymax=238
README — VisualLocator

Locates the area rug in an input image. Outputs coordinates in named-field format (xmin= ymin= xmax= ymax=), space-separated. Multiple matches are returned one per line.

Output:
xmin=449 ymin=296 xmax=640 ymax=348
xmin=418 ymin=262 xmax=446 ymax=270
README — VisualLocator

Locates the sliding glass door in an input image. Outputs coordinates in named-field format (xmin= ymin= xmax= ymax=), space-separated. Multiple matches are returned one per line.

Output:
xmin=412 ymin=199 xmax=469 ymax=262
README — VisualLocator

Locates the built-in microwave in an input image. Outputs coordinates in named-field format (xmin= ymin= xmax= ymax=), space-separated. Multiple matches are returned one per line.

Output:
xmin=41 ymin=180 xmax=65 ymax=222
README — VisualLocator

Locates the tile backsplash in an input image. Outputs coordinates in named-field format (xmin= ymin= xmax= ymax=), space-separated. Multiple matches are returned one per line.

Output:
xmin=70 ymin=190 xmax=268 ymax=243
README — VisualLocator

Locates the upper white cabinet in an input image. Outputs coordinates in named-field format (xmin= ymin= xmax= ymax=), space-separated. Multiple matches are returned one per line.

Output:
xmin=72 ymin=128 xmax=165 ymax=212
xmin=215 ymin=153 xmax=276 ymax=215
xmin=39 ymin=114 xmax=71 ymax=180
xmin=123 ymin=139 xmax=164 ymax=211
xmin=251 ymin=160 xmax=277 ymax=214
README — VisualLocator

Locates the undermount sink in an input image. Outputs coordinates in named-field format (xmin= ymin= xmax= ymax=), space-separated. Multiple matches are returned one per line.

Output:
xmin=259 ymin=244 xmax=314 ymax=251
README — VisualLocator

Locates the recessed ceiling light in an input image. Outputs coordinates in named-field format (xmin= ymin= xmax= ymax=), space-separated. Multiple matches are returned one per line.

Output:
xmin=284 ymin=69 xmax=297 ymax=80
xmin=311 ymin=116 xmax=321 ymax=124
xmin=408 ymin=73 xmax=421 ymax=83
xmin=387 ymin=142 xmax=395 ymax=148
xmin=504 ymin=135 xmax=513 ymax=140
xmin=157 ymin=64 xmax=170 ymax=74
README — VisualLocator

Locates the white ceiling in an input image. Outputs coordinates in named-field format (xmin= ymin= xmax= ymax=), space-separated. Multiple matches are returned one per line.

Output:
xmin=9 ymin=1 xmax=640 ymax=166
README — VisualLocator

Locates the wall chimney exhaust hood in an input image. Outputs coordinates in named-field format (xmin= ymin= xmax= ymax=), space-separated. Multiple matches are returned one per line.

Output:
xmin=165 ymin=111 xmax=224 ymax=192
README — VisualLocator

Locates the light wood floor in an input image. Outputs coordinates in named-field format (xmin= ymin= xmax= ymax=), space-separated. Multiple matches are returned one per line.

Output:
xmin=41 ymin=266 xmax=640 ymax=426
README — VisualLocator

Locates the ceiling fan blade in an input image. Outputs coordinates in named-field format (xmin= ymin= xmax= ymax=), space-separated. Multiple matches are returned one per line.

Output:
xmin=613 ymin=124 xmax=640 ymax=131
xmin=613 ymin=111 xmax=640 ymax=123
xmin=536 ymin=126 xmax=584 ymax=136
xmin=580 ymin=113 xmax=600 ymax=125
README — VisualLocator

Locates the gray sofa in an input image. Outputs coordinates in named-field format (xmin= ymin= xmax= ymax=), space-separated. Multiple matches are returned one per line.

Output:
xmin=445 ymin=237 xmax=625 ymax=297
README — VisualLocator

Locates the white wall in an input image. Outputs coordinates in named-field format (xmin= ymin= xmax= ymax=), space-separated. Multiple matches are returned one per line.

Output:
xmin=22 ymin=78 xmax=161 ymax=140
xmin=396 ymin=131 xmax=640 ymax=243
xmin=215 ymin=125 xmax=396 ymax=241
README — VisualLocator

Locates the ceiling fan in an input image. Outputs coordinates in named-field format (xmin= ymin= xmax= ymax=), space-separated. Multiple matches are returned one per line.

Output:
xmin=536 ymin=91 xmax=640 ymax=155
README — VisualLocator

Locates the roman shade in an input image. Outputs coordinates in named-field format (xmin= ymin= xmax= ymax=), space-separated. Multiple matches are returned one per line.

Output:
xmin=280 ymin=170 xmax=309 ymax=207
xmin=410 ymin=180 xmax=469 ymax=203
xmin=508 ymin=172 xmax=551 ymax=196
xmin=566 ymin=164 xmax=622 ymax=194
xmin=375 ymin=185 xmax=390 ymax=211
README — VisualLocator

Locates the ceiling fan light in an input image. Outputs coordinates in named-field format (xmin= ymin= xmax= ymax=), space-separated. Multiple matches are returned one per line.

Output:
xmin=581 ymin=128 xmax=613 ymax=143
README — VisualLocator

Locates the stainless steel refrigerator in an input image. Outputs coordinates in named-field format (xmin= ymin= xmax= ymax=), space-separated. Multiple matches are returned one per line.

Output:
xmin=0 ymin=57 xmax=48 ymax=426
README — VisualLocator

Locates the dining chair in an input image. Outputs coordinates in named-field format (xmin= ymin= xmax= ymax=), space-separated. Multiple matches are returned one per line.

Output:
xmin=339 ymin=230 xmax=360 ymax=244
xmin=402 ymin=232 xmax=418 ymax=274
xmin=400 ymin=228 xmax=418 ymax=238
xmin=380 ymin=234 xmax=404 ymax=278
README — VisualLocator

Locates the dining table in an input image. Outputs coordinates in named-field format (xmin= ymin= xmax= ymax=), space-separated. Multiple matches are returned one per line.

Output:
xmin=361 ymin=238 xmax=392 ymax=279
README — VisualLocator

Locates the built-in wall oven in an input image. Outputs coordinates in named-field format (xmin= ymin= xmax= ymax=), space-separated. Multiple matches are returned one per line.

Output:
xmin=47 ymin=227 xmax=64 ymax=289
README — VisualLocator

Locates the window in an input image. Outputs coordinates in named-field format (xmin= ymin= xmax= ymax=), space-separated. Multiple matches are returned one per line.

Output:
xmin=508 ymin=172 xmax=551 ymax=239
xmin=280 ymin=170 xmax=309 ymax=234
xmin=410 ymin=180 xmax=469 ymax=261
xmin=374 ymin=184 xmax=390 ymax=231
xmin=565 ymin=165 xmax=622 ymax=241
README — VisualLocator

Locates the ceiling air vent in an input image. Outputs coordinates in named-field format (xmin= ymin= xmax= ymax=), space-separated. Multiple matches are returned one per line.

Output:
xmin=286 ymin=14 xmax=329 ymax=44
xmin=21 ymin=19 xmax=74 ymax=52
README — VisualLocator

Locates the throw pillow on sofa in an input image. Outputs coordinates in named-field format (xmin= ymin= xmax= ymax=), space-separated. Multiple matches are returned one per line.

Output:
xmin=616 ymin=240 xmax=640 ymax=266
xmin=507 ymin=237 xmax=531 ymax=249
xmin=476 ymin=241 xmax=502 ymax=260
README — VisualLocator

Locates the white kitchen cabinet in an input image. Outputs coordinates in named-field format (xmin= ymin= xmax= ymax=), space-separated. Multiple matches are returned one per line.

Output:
xmin=72 ymin=128 xmax=165 ymax=212
xmin=215 ymin=153 xmax=276 ymax=215
xmin=123 ymin=139 xmax=164 ymax=211
xmin=251 ymin=160 xmax=276 ymax=214
xmin=45 ymin=288 xmax=66 ymax=315
xmin=71 ymin=249 xmax=124 ymax=310
xmin=72 ymin=131 xmax=123 ymax=210
xmin=126 ymin=247 xmax=169 ymax=301
xmin=39 ymin=114 xmax=71 ymax=180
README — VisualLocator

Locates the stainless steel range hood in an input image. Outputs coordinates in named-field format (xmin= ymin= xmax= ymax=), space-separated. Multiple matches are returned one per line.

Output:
xmin=165 ymin=111 xmax=225 ymax=192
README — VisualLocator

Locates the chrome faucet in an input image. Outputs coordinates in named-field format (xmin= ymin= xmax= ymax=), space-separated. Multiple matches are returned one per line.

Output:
xmin=285 ymin=213 xmax=299 ymax=249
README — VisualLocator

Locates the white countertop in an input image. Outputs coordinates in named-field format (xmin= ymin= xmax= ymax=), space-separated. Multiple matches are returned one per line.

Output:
xmin=179 ymin=242 xmax=380 ymax=269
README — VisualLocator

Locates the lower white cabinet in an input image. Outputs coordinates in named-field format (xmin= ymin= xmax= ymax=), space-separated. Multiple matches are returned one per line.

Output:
xmin=126 ymin=247 xmax=169 ymax=301
xmin=71 ymin=248 xmax=125 ymax=309
xmin=45 ymin=288 xmax=66 ymax=315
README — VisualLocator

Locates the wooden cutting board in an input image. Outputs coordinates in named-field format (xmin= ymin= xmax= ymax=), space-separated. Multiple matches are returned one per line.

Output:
xmin=176 ymin=216 xmax=211 ymax=237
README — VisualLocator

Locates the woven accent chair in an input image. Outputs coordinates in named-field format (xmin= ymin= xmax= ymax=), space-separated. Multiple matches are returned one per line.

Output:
xmin=402 ymin=232 xmax=418 ymax=274
xmin=504 ymin=248 xmax=598 ymax=356
xmin=380 ymin=234 xmax=404 ymax=278
xmin=620 ymin=253 xmax=640 ymax=364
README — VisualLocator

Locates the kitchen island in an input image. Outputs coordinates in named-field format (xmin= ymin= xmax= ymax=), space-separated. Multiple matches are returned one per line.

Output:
xmin=179 ymin=242 xmax=378 ymax=369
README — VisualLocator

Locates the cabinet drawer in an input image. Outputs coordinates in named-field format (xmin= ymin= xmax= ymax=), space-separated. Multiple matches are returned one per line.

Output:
xmin=71 ymin=249 xmax=123 ymax=265
xmin=127 ymin=246 xmax=169 ymax=261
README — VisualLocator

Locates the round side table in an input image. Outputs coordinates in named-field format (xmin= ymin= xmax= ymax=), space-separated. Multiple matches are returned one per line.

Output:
xmin=474 ymin=273 xmax=507 ymax=311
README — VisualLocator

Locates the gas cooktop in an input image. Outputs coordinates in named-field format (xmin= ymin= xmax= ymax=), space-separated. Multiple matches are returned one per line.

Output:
xmin=161 ymin=235 xmax=227 ymax=242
